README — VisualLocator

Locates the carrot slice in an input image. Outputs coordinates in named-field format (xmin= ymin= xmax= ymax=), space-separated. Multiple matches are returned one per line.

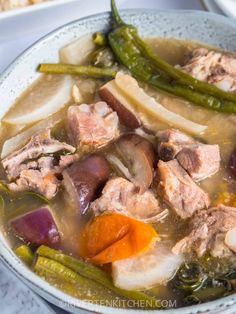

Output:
xmin=79 ymin=213 xmax=157 ymax=265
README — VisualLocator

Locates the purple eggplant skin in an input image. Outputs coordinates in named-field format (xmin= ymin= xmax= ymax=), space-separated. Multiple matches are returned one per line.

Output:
xmin=10 ymin=207 xmax=60 ymax=246
xmin=63 ymin=154 xmax=111 ymax=214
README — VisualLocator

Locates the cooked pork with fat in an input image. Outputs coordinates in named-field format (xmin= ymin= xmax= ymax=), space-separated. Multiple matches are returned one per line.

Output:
xmin=157 ymin=129 xmax=194 ymax=161
xmin=179 ymin=48 xmax=236 ymax=92
xmin=112 ymin=241 xmax=183 ymax=290
xmin=177 ymin=144 xmax=220 ymax=181
xmin=157 ymin=129 xmax=220 ymax=181
xmin=90 ymin=177 xmax=168 ymax=223
xmin=156 ymin=160 xmax=209 ymax=219
xmin=67 ymin=102 xmax=119 ymax=150
xmin=172 ymin=205 xmax=236 ymax=257
xmin=2 ymin=129 xmax=76 ymax=199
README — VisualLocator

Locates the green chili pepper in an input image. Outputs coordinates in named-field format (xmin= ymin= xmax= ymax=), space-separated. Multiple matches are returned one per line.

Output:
xmin=109 ymin=0 xmax=236 ymax=113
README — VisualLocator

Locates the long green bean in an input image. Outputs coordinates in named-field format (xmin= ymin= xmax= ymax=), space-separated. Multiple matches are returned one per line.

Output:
xmin=39 ymin=64 xmax=116 ymax=78
xmin=36 ymin=245 xmax=159 ymax=308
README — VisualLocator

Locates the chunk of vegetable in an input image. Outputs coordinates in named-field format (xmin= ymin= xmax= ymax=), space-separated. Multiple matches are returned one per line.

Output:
xmin=116 ymin=134 xmax=155 ymax=192
xmin=112 ymin=241 xmax=183 ymax=290
xmin=225 ymin=228 xmax=236 ymax=252
xmin=3 ymin=75 xmax=72 ymax=125
xmin=99 ymin=80 xmax=141 ymax=129
xmin=15 ymin=245 xmax=34 ymax=266
xmin=79 ymin=213 xmax=157 ymax=265
xmin=1 ymin=110 xmax=62 ymax=158
xmin=11 ymin=207 xmax=60 ymax=246
xmin=35 ymin=256 xmax=96 ymax=287
xmin=62 ymin=155 xmax=111 ymax=214
xmin=36 ymin=245 xmax=158 ymax=306
xmin=59 ymin=34 xmax=96 ymax=65
xmin=114 ymin=72 xmax=207 ymax=135
xmin=39 ymin=64 xmax=116 ymax=78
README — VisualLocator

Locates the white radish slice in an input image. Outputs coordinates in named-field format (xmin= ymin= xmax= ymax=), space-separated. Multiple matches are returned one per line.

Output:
xmin=225 ymin=228 xmax=236 ymax=252
xmin=3 ymin=75 xmax=73 ymax=125
xmin=59 ymin=34 xmax=95 ymax=65
xmin=112 ymin=241 xmax=183 ymax=291
xmin=115 ymin=72 xmax=207 ymax=135
xmin=1 ymin=111 xmax=62 ymax=158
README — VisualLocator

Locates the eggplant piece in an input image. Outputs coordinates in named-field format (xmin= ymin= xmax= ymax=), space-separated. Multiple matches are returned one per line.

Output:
xmin=11 ymin=207 xmax=60 ymax=246
xmin=116 ymin=134 xmax=155 ymax=193
xmin=99 ymin=80 xmax=141 ymax=129
xmin=62 ymin=155 xmax=111 ymax=214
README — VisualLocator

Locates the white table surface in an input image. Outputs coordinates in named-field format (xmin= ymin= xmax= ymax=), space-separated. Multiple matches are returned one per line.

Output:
xmin=0 ymin=1 xmax=217 ymax=314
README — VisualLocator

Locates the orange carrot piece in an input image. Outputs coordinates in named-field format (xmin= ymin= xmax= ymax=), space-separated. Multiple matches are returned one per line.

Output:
xmin=79 ymin=213 xmax=157 ymax=265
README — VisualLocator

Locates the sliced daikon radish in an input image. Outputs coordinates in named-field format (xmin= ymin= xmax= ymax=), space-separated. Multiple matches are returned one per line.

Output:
xmin=59 ymin=34 xmax=95 ymax=65
xmin=3 ymin=75 xmax=72 ymax=125
xmin=112 ymin=241 xmax=183 ymax=290
xmin=225 ymin=228 xmax=236 ymax=253
xmin=1 ymin=111 xmax=63 ymax=158
xmin=115 ymin=72 xmax=207 ymax=135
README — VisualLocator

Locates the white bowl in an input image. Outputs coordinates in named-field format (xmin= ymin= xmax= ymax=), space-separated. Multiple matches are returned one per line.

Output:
xmin=1 ymin=9 xmax=236 ymax=314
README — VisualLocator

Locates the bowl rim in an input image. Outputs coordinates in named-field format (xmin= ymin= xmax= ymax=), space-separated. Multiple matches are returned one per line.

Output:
xmin=1 ymin=8 xmax=236 ymax=314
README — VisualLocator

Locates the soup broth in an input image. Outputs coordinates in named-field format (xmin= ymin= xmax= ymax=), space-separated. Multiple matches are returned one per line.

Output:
xmin=1 ymin=37 xmax=236 ymax=309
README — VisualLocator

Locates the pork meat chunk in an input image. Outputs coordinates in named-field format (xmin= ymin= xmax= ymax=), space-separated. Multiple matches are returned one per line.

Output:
xmin=176 ymin=144 xmax=220 ymax=181
xmin=67 ymin=102 xmax=119 ymax=150
xmin=2 ymin=129 xmax=76 ymax=199
xmin=2 ymin=129 xmax=75 ymax=180
xmin=90 ymin=177 xmax=167 ymax=223
xmin=172 ymin=205 xmax=236 ymax=258
xmin=157 ymin=128 xmax=194 ymax=161
xmin=156 ymin=160 xmax=209 ymax=219
xmin=157 ymin=129 xmax=220 ymax=181
xmin=179 ymin=47 xmax=236 ymax=92
xmin=112 ymin=241 xmax=183 ymax=290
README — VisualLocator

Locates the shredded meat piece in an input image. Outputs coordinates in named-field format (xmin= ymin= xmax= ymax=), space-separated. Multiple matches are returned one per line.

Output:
xmin=179 ymin=47 xmax=236 ymax=92
xmin=90 ymin=177 xmax=167 ymax=223
xmin=67 ymin=102 xmax=119 ymax=150
xmin=156 ymin=160 xmax=209 ymax=219
xmin=2 ymin=128 xmax=75 ymax=180
xmin=1 ymin=129 xmax=76 ymax=199
xmin=172 ymin=205 xmax=236 ymax=257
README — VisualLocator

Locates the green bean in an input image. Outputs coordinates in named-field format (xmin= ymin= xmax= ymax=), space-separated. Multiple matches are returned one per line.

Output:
xmin=34 ymin=256 xmax=96 ymax=287
xmin=15 ymin=245 xmax=34 ymax=266
xmin=36 ymin=245 xmax=159 ymax=308
xmin=39 ymin=64 xmax=116 ymax=78
xmin=93 ymin=32 xmax=107 ymax=46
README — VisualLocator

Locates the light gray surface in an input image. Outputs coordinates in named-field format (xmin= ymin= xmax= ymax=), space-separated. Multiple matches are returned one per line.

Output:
xmin=0 ymin=1 xmax=225 ymax=314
